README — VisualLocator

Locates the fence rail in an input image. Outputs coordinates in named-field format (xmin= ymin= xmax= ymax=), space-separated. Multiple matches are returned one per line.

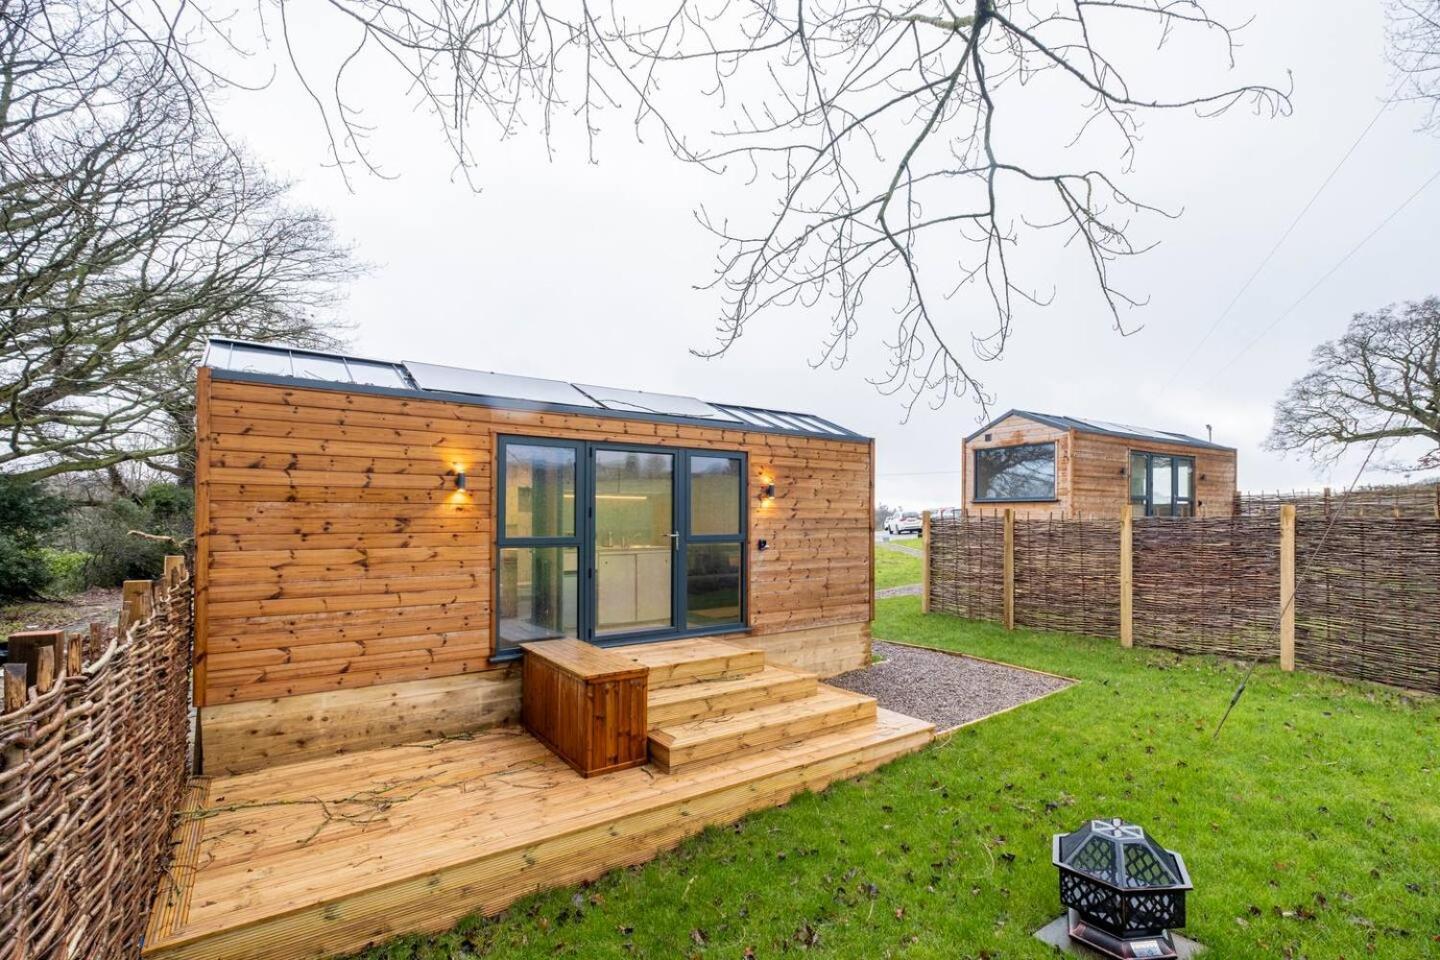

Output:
xmin=1 ymin=558 xmax=193 ymax=959
xmin=924 ymin=511 xmax=1440 ymax=694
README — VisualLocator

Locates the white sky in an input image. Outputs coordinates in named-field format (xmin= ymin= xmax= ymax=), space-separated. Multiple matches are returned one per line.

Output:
xmin=213 ymin=0 xmax=1440 ymax=511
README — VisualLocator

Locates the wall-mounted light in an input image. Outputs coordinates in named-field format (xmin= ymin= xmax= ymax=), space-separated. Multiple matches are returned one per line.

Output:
xmin=759 ymin=482 xmax=776 ymax=502
xmin=454 ymin=470 xmax=467 ymax=492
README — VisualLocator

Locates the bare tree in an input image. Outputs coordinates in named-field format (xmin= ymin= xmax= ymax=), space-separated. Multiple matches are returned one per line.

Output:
xmin=1389 ymin=1 xmax=1440 ymax=131
xmin=88 ymin=1 xmax=1288 ymax=413
xmin=0 ymin=0 xmax=356 ymax=489
xmin=1266 ymin=297 xmax=1440 ymax=470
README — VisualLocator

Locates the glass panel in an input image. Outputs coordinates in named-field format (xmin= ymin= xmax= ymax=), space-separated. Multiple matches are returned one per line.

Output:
xmin=594 ymin=450 xmax=674 ymax=635
xmin=346 ymin=360 xmax=410 ymax=388
xmin=290 ymin=353 xmax=351 ymax=381
xmin=497 ymin=546 xmax=579 ymax=653
xmin=1129 ymin=453 xmax=1148 ymax=501
xmin=974 ymin=443 xmax=1056 ymax=500
xmin=225 ymin=344 xmax=293 ymax=376
xmin=1150 ymin=456 xmax=1173 ymax=516
xmin=686 ymin=543 xmax=742 ymax=629
xmin=1176 ymin=458 xmax=1194 ymax=502
xmin=504 ymin=444 xmax=576 ymax=539
xmin=690 ymin=456 xmax=741 ymax=536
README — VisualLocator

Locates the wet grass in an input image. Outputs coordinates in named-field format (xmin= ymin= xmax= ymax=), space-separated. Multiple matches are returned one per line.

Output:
xmin=352 ymin=597 xmax=1439 ymax=960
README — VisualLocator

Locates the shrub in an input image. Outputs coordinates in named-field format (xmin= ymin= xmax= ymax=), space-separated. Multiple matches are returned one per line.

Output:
xmin=68 ymin=482 xmax=194 ymax=588
xmin=42 ymin=548 xmax=93 ymax=595
xmin=0 ymin=476 xmax=69 ymax=600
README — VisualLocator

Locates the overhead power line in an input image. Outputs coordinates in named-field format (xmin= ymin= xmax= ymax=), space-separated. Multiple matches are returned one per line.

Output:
xmin=1161 ymin=85 xmax=1404 ymax=394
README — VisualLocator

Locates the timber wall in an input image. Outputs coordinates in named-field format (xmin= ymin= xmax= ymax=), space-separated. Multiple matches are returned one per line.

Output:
xmin=194 ymin=371 xmax=873 ymax=765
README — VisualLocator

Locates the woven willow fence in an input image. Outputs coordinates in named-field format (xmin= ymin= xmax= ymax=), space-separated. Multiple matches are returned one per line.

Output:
xmin=0 ymin=558 xmax=193 ymax=959
xmin=1237 ymin=482 xmax=1440 ymax=519
xmin=924 ymin=511 xmax=1440 ymax=694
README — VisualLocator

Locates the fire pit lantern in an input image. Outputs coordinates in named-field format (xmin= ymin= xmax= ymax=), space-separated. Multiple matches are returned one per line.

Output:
xmin=1052 ymin=818 xmax=1193 ymax=959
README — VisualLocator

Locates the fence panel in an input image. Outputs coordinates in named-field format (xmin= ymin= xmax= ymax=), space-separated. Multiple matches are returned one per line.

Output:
xmin=927 ymin=515 xmax=1005 ymax=623
xmin=1013 ymin=516 xmax=1121 ymax=638
xmin=0 ymin=560 xmax=193 ymax=959
xmin=1132 ymin=515 xmax=1281 ymax=660
xmin=1295 ymin=517 xmax=1440 ymax=692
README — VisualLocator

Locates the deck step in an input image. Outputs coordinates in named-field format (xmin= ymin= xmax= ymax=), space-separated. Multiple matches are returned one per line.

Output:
xmin=647 ymin=665 xmax=818 ymax=728
xmin=648 ymin=685 xmax=878 ymax=773
xmin=624 ymin=638 xmax=766 ymax=689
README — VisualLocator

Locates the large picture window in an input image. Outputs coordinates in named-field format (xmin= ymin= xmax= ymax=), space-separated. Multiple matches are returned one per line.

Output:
xmin=496 ymin=438 xmax=746 ymax=657
xmin=1129 ymin=451 xmax=1196 ymax=517
xmin=973 ymin=442 xmax=1057 ymax=502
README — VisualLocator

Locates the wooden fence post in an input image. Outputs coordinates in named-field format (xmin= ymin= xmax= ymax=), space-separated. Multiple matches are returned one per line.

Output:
xmin=921 ymin=510 xmax=932 ymax=614
xmin=1119 ymin=504 xmax=1134 ymax=649
xmin=1002 ymin=508 xmax=1015 ymax=630
xmin=1279 ymin=503 xmax=1296 ymax=671
xmin=5 ymin=629 xmax=63 ymax=683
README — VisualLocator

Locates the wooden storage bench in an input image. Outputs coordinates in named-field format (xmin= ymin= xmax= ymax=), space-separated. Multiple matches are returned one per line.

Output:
xmin=519 ymin=639 xmax=649 ymax=777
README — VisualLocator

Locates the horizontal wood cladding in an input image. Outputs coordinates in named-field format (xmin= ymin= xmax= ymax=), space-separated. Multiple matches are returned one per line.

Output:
xmin=1069 ymin=431 xmax=1236 ymax=518
xmin=197 ymin=375 xmax=873 ymax=705
xmin=962 ymin=414 xmax=1237 ymax=519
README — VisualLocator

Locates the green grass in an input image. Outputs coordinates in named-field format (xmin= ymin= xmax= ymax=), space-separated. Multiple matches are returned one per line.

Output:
xmin=875 ymin=543 xmax=923 ymax=590
xmin=352 ymin=598 xmax=1440 ymax=960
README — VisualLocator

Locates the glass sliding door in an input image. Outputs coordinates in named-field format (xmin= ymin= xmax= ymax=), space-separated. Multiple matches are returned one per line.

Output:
xmin=1129 ymin=451 xmax=1197 ymax=517
xmin=496 ymin=440 xmax=582 ymax=654
xmin=593 ymin=449 xmax=675 ymax=636
xmin=494 ymin=437 xmax=749 ymax=658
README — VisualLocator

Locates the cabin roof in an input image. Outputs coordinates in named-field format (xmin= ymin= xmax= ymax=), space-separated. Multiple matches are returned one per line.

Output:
xmin=202 ymin=338 xmax=867 ymax=442
xmin=964 ymin=408 xmax=1235 ymax=452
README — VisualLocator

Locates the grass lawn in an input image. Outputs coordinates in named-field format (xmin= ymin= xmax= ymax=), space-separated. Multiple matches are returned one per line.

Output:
xmin=352 ymin=597 xmax=1439 ymax=960
xmin=875 ymin=543 xmax=923 ymax=590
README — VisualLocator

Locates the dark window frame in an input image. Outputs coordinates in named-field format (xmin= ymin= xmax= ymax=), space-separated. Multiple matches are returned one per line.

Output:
xmin=494 ymin=436 xmax=748 ymax=661
xmin=1128 ymin=450 xmax=1197 ymax=517
xmin=972 ymin=441 xmax=1059 ymax=503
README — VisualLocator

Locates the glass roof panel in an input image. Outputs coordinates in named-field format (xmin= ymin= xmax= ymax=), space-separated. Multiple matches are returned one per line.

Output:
xmin=224 ymin=343 xmax=293 ymax=376
xmin=346 ymin=359 xmax=411 ymax=388
xmin=290 ymin=352 xmax=351 ymax=381
xmin=405 ymin=361 xmax=599 ymax=407
xmin=577 ymin=384 xmax=739 ymax=421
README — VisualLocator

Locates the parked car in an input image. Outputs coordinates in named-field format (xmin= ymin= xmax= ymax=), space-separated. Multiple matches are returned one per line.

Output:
xmin=886 ymin=511 xmax=923 ymax=536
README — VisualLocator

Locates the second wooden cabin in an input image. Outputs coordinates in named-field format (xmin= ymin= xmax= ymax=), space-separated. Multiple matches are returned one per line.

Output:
xmin=961 ymin=410 xmax=1237 ymax=519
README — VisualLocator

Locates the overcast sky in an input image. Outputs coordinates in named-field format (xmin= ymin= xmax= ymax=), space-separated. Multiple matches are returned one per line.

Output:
xmin=214 ymin=0 xmax=1440 ymax=510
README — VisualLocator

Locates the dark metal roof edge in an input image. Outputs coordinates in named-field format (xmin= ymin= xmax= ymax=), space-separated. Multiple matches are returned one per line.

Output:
xmin=964 ymin=408 xmax=1235 ymax=452
xmin=206 ymin=368 xmax=873 ymax=443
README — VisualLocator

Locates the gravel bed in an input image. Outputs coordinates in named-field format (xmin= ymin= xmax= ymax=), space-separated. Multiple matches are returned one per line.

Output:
xmin=828 ymin=641 xmax=1071 ymax=732
xmin=875 ymin=584 xmax=923 ymax=599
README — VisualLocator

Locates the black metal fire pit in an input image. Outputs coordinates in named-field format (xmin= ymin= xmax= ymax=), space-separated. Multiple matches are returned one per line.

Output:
xmin=1052 ymin=818 xmax=1193 ymax=959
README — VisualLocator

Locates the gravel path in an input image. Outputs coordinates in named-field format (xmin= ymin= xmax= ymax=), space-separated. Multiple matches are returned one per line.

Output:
xmin=829 ymin=641 xmax=1071 ymax=732
xmin=876 ymin=584 xmax=922 ymax=599
xmin=877 ymin=541 xmax=924 ymax=558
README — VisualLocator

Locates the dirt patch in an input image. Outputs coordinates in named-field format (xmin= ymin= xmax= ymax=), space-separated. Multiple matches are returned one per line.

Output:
xmin=0 ymin=588 xmax=122 ymax=637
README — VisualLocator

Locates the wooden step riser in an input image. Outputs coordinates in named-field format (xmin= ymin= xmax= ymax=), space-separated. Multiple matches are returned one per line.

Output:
xmin=650 ymin=698 xmax=878 ymax=773
xmin=647 ymin=673 xmax=818 ymax=728
xmin=644 ymin=649 xmax=766 ymax=689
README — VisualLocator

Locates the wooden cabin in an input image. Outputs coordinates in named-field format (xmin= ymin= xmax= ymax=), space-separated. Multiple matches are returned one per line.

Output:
xmin=191 ymin=338 xmax=907 ymax=771
xmin=161 ymin=340 xmax=935 ymax=959
xmin=961 ymin=410 xmax=1237 ymax=519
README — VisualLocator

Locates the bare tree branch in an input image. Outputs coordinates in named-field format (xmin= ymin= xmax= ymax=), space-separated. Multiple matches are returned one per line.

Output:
xmin=1266 ymin=297 xmax=1440 ymax=470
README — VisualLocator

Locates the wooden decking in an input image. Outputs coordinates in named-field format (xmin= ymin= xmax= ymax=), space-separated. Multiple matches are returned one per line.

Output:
xmin=143 ymin=639 xmax=934 ymax=959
